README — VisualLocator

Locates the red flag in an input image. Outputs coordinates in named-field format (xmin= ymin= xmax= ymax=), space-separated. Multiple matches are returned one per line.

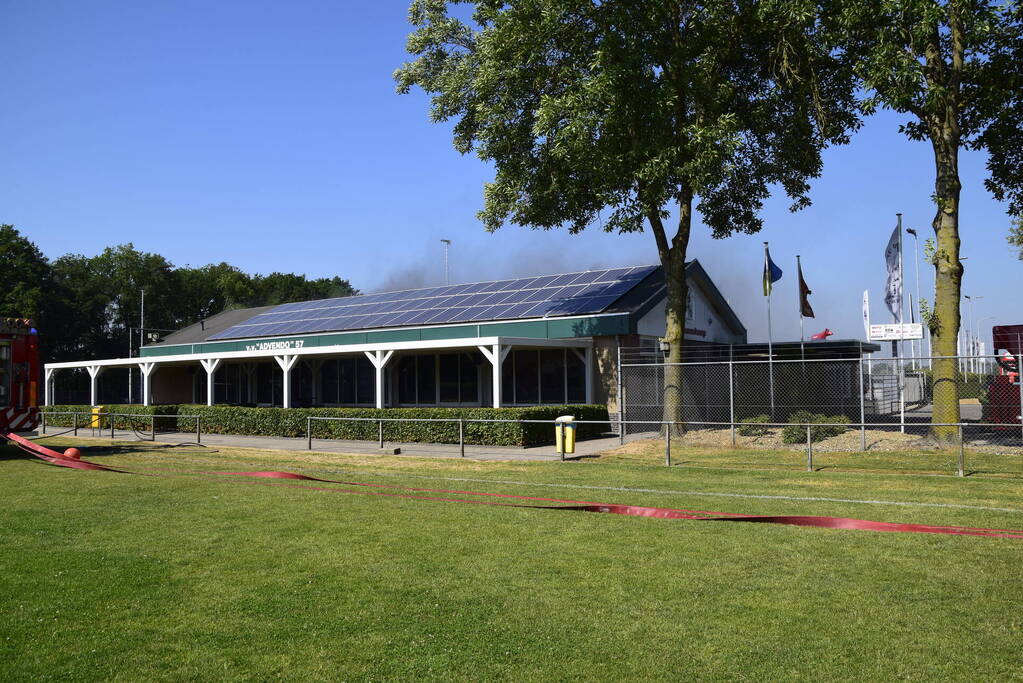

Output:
xmin=798 ymin=257 xmax=814 ymax=318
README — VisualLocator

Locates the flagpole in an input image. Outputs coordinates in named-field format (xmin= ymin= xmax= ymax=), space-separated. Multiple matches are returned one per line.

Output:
xmin=765 ymin=242 xmax=776 ymax=420
xmin=797 ymin=255 xmax=805 ymax=365
xmin=897 ymin=213 xmax=906 ymax=433
xmin=768 ymin=288 xmax=775 ymax=419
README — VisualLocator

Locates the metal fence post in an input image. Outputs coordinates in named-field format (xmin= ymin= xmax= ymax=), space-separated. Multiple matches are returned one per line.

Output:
xmin=41 ymin=412 xmax=46 ymax=435
xmin=858 ymin=357 xmax=866 ymax=452
xmin=957 ymin=424 xmax=965 ymax=478
xmin=559 ymin=422 xmax=566 ymax=462
xmin=617 ymin=344 xmax=624 ymax=444
xmin=151 ymin=415 xmax=156 ymax=442
xmin=73 ymin=412 xmax=78 ymax=437
xmin=806 ymin=424 xmax=813 ymax=472
xmin=728 ymin=359 xmax=736 ymax=446
xmin=307 ymin=417 xmax=312 ymax=451
xmin=665 ymin=422 xmax=671 ymax=467
xmin=196 ymin=416 xmax=201 ymax=444
xmin=110 ymin=414 xmax=115 ymax=440
xmin=378 ymin=419 xmax=384 ymax=449
xmin=1018 ymin=354 xmax=1023 ymax=443
xmin=899 ymin=355 xmax=906 ymax=434
xmin=459 ymin=418 xmax=465 ymax=458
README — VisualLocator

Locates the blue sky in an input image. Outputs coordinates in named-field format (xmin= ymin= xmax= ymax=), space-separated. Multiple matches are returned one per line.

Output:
xmin=3 ymin=0 xmax=1021 ymax=349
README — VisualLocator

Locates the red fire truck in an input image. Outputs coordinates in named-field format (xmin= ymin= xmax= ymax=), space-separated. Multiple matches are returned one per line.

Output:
xmin=983 ymin=324 xmax=1023 ymax=427
xmin=0 ymin=318 xmax=40 ymax=432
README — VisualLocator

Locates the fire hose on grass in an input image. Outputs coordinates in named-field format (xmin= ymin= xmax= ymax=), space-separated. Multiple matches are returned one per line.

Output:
xmin=4 ymin=431 xmax=1022 ymax=540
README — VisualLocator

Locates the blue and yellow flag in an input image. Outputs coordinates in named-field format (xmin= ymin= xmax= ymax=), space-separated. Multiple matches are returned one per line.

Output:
xmin=762 ymin=243 xmax=783 ymax=296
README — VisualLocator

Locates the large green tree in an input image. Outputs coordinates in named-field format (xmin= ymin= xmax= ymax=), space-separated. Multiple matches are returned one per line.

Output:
xmin=0 ymin=225 xmax=50 ymax=323
xmin=396 ymin=0 xmax=857 ymax=423
xmin=1009 ymin=217 xmax=1023 ymax=260
xmin=822 ymin=0 xmax=1023 ymax=439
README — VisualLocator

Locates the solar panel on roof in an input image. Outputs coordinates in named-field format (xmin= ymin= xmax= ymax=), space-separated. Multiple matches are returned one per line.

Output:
xmin=206 ymin=264 xmax=659 ymax=340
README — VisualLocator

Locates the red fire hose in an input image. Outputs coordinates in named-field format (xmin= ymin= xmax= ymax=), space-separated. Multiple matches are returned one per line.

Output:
xmin=5 ymin=432 xmax=1023 ymax=540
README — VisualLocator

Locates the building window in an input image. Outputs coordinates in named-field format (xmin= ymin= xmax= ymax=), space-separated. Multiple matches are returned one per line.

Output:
xmin=459 ymin=353 xmax=479 ymax=403
xmin=503 ymin=348 xmax=587 ymax=405
xmin=417 ymin=354 xmax=436 ymax=404
xmin=514 ymin=350 xmax=539 ymax=404
xmin=438 ymin=354 xmax=460 ymax=403
xmin=397 ymin=352 xmax=481 ymax=406
xmin=566 ymin=351 xmax=586 ymax=403
xmin=539 ymin=349 xmax=565 ymax=404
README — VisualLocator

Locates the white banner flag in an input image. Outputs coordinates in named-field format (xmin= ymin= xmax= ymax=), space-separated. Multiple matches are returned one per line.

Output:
xmin=862 ymin=290 xmax=870 ymax=339
xmin=884 ymin=224 xmax=902 ymax=319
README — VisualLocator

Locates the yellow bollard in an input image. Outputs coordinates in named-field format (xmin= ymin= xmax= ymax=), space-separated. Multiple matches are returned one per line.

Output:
xmin=555 ymin=415 xmax=576 ymax=455
xmin=90 ymin=406 xmax=106 ymax=429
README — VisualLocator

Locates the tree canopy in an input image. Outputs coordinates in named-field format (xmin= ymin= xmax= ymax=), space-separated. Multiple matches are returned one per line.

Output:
xmin=818 ymin=0 xmax=1023 ymax=437
xmin=397 ymin=0 xmax=859 ymax=422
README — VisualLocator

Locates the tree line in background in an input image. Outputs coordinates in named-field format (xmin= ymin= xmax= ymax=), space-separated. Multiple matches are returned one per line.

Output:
xmin=0 ymin=225 xmax=357 ymax=363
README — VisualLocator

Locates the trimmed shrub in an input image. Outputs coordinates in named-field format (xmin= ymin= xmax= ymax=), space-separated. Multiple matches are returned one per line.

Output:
xmin=40 ymin=404 xmax=177 ymax=431
xmin=737 ymin=414 xmax=771 ymax=436
xmin=781 ymin=410 xmax=850 ymax=444
xmin=40 ymin=404 xmax=610 ymax=447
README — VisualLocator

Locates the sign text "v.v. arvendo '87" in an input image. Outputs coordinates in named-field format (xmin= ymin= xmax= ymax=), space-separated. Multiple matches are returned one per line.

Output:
xmin=869 ymin=323 xmax=924 ymax=341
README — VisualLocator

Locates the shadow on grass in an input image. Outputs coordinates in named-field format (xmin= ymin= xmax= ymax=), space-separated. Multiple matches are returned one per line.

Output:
xmin=1 ymin=440 xmax=212 ymax=462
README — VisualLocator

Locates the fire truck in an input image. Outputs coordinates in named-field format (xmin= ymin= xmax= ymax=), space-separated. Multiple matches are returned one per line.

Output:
xmin=983 ymin=324 xmax=1023 ymax=427
xmin=0 ymin=318 xmax=40 ymax=432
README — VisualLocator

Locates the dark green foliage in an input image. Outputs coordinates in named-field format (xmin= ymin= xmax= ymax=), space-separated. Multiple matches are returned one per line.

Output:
xmin=781 ymin=410 xmax=850 ymax=444
xmin=40 ymin=404 xmax=610 ymax=447
xmin=737 ymin=414 xmax=771 ymax=437
xmin=1010 ymin=216 xmax=1023 ymax=260
xmin=0 ymin=225 xmax=51 ymax=323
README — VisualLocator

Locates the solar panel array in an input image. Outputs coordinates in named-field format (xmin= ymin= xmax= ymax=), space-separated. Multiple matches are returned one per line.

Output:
xmin=207 ymin=265 xmax=659 ymax=340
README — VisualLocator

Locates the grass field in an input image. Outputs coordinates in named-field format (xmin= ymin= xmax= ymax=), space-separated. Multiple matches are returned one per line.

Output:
xmin=2 ymin=436 xmax=1022 ymax=680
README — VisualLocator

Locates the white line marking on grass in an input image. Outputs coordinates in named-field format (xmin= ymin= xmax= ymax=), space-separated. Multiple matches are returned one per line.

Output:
xmin=327 ymin=470 xmax=1022 ymax=515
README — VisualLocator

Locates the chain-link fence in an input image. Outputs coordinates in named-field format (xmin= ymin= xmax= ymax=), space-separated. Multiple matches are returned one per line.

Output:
xmin=620 ymin=353 xmax=1023 ymax=454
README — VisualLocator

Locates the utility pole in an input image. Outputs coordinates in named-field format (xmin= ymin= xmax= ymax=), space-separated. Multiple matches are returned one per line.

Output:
xmin=440 ymin=239 xmax=451 ymax=285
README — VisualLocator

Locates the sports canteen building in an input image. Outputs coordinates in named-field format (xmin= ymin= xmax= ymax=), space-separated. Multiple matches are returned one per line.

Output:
xmin=44 ymin=262 xmax=748 ymax=412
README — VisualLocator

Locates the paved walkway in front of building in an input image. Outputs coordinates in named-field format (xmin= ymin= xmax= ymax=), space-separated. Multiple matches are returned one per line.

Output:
xmin=42 ymin=425 xmax=637 ymax=462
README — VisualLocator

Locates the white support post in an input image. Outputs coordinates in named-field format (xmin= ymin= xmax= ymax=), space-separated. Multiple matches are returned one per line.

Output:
xmin=86 ymin=365 xmax=103 ymax=406
xmin=274 ymin=355 xmax=298 ymax=408
xmin=478 ymin=344 xmax=511 ymax=408
xmin=200 ymin=358 xmax=222 ymax=407
xmin=44 ymin=368 xmax=54 ymax=406
xmin=138 ymin=362 xmax=159 ymax=406
xmin=364 ymin=350 xmax=394 ymax=409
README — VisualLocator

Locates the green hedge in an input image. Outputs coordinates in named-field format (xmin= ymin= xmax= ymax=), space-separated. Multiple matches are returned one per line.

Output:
xmin=40 ymin=404 xmax=610 ymax=447
xmin=40 ymin=404 xmax=178 ymax=431
xmin=781 ymin=411 xmax=851 ymax=444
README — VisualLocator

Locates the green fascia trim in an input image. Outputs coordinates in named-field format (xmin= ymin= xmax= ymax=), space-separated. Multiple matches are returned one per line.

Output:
xmin=139 ymin=314 xmax=630 ymax=358
xmin=547 ymin=315 xmax=630 ymax=338
xmin=481 ymin=320 xmax=548 ymax=338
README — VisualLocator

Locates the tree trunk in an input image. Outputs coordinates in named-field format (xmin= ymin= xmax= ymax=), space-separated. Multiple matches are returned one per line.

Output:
xmin=652 ymin=192 xmax=693 ymax=438
xmin=929 ymin=128 xmax=963 ymax=442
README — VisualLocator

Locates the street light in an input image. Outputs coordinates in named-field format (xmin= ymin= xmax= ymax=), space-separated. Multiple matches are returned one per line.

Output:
xmin=976 ymin=316 xmax=995 ymax=373
xmin=440 ymin=239 xmax=452 ymax=285
xmin=906 ymin=227 xmax=924 ymax=368
xmin=964 ymin=295 xmax=984 ymax=374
